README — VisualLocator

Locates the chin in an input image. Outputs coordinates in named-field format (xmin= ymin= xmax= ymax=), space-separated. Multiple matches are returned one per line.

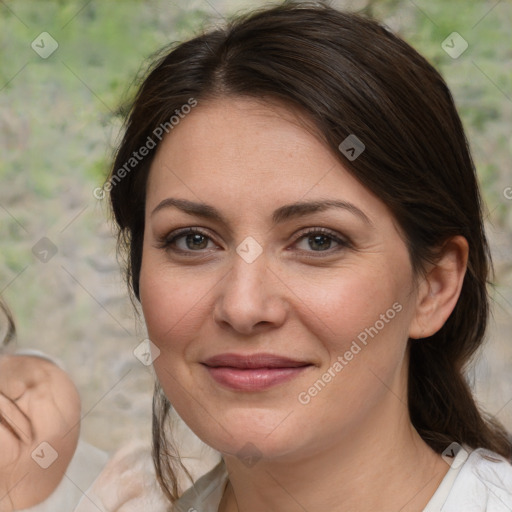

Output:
xmin=191 ymin=411 xmax=306 ymax=462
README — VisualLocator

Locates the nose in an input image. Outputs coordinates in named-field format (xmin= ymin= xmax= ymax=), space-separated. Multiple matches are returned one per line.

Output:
xmin=213 ymin=250 xmax=288 ymax=336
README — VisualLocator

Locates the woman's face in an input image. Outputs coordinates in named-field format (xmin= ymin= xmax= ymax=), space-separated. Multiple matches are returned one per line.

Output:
xmin=0 ymin=355 xmax=81 ymax=509
xmin=140 ymin=97 xmax=423 ymax=461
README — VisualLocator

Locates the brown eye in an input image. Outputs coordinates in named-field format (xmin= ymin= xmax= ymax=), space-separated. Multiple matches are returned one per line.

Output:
xmin=158 ymin=228 xmax=218 ymax=254
xmin=180 ymin=232 xmax=210 ymax=250
xmin=293 ymin=228 xmax=349 ymax=255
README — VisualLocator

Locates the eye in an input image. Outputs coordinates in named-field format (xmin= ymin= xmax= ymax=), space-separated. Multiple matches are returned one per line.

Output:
xmin=156 ymin=228 xmax=218 ymax=255
xmin=292 ymin=227 xmax=349 ymax=256
xmin=156 ymin=226 xmax=350 ymax=258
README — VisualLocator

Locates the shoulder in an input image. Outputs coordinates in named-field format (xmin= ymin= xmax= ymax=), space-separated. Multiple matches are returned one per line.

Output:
xmin=442 ymin=447 xmax=512 ymax=511
xmin=73 ymin=441 xmax=170 ymax=512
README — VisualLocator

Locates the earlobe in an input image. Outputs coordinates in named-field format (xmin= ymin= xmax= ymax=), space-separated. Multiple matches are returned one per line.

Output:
xmin=409 ymin=236 xmax=468 ymax=339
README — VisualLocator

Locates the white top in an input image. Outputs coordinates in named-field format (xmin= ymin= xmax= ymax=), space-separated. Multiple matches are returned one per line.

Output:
xmin=17 ymin=440 xmax=108 ymax=512
xmin=173 ymin=447 xmax=512 ymax=512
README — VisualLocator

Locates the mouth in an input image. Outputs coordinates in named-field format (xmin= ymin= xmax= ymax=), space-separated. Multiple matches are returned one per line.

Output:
xmin=201 ymin=353 xmax=313 ymax=391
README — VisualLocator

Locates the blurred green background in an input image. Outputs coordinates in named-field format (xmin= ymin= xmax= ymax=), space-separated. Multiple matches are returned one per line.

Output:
xmin=1 ymin=0 xmax=511 ymax=452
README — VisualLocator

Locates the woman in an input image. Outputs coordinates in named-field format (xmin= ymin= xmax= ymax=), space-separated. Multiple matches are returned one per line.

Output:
xmin=0 ymin=301 xmax=107 ymax=511
xmin=105 ymin=2 xmax=512 ymax=510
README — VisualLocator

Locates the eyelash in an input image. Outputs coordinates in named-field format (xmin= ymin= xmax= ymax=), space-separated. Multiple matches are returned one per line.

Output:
xmin=156 ymin=227 xmax=350 ymax=258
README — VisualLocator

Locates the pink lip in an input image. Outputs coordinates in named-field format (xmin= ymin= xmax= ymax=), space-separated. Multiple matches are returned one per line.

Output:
xmin=202 ymin=353 xmax=312 ymax=391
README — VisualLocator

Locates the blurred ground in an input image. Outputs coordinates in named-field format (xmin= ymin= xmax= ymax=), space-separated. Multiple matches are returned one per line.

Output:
xmin=1 ymin=0 xmax=511 ymax=455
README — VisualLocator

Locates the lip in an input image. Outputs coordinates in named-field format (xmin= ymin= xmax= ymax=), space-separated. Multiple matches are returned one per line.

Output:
xmin=202 ymin=353 xmax=313 ymax=391
xmin=203 ymin=353 xmax=311 ymax=369
xmin=0 ymin=394 xmax=31 ymax=443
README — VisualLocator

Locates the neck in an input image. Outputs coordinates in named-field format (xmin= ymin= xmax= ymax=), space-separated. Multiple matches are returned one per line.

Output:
xmin=220 ymin=391 xmax=449 ymax=512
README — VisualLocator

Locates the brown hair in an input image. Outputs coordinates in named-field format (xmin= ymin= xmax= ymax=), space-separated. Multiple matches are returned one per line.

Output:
xmin=0 ymin=299 xmax=16 ymax=351
xmin=107 ymin=1 xmax=512 ymax=502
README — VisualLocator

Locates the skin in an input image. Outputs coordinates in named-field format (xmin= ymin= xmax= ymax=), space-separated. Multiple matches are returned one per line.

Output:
xmin=0 ymin=355 xmax=81 ymax=511
xmin=139 ymin=97 xmax=468 ymax=511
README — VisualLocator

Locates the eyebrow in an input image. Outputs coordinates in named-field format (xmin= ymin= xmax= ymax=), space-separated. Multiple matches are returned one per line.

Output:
xmin=151 ymin=197 xmax=372 ymax=227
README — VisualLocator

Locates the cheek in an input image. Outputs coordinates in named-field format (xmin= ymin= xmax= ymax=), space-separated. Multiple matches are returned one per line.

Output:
xmin=0 ymin=432 xmax=21 ymax=469
xmin=32 ymin=386 xmax=81 ymax=441
xmin=288 ymin=267 xmax=414 ymax=430
xmin=139 ymin=255 xmax=216 ymax=355
xmin=286 ymin=260 xmax=414 ymax=352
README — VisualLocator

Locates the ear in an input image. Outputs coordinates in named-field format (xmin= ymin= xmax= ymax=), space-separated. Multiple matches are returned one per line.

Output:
xmin=409 ymin=236 xmax=468 ymax=339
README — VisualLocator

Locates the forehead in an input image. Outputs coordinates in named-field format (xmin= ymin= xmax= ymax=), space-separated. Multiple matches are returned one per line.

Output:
xmin=148 ymin=97 xmax=328 ymax=185
xmin=144 ymin=96 xmax=390 ymax=226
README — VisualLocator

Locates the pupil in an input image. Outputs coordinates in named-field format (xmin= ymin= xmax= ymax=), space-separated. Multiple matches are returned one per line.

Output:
xmin=310 ymin=235 xmax=330 ymax=251
xmin=187 ymin=233 xmax=207 ymax=249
